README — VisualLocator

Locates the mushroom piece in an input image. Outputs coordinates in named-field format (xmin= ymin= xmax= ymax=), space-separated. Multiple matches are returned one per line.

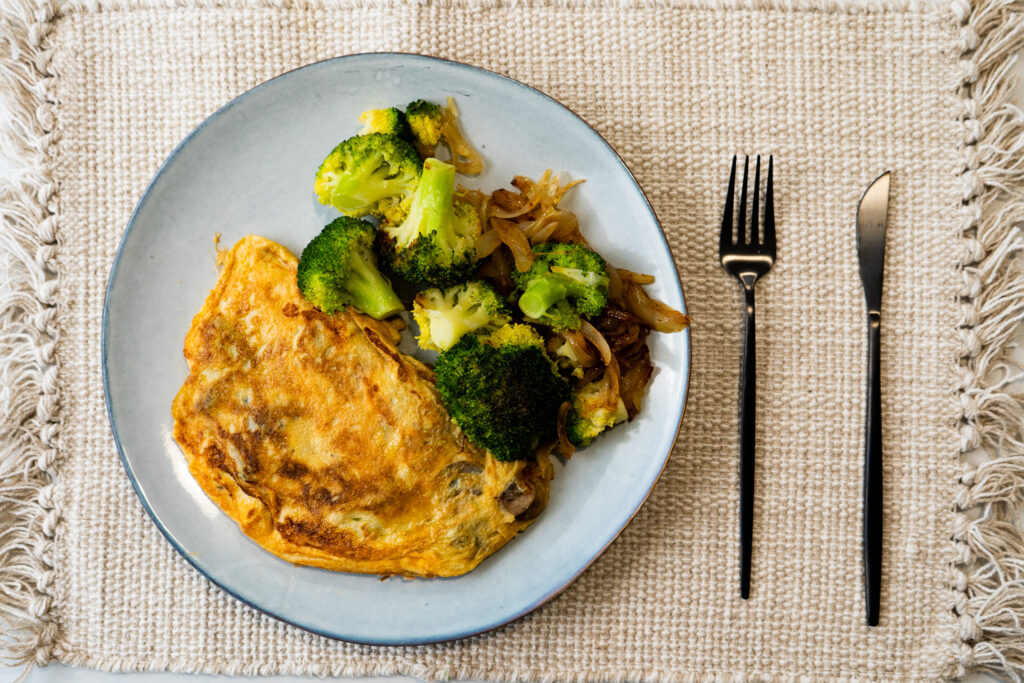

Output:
xmin=497 ymin=481 xmax=536 ymax=517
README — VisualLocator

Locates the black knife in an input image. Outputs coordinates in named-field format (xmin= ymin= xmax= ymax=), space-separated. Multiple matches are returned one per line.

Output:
xmin=856 ymin=171 xmax=890 ymax=627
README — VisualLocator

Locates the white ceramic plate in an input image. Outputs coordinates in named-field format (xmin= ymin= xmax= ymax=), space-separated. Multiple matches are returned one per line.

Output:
xmin=104 ymin=53 xmax=690 ymax=645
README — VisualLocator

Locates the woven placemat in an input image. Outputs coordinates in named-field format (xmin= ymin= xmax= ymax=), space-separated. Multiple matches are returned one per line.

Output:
xmin=2 ymin=0 xmax=1024 ymax=680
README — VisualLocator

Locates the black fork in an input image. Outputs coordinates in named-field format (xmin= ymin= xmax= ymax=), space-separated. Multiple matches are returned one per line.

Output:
xmin=718 ymin=155 xmax=776 ymax=599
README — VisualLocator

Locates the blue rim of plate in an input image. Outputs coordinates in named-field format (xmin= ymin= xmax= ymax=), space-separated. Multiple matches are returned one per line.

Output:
xmin=102 ymin=52 xmax=692 ymax=646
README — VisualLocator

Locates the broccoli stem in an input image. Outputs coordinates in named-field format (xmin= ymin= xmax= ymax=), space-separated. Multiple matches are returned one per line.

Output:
xmin=415 ymin=159 xmax=456 ymax=241
xmin=345 ymin=249 xmax=404 ymax=319
xmin=389 ymin=158 xmax=457 ymax=249
xmin=428 ymin=315 xmax=463 ymax=350
xmin=331 ymin=165 xmax=392 ymax=211
xmin=518 ymin=279 xmax=568 ymax=320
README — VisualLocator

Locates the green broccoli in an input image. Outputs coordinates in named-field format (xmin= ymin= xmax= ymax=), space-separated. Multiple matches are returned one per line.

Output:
xmin=567 ymin=381 xmax=628 ymax=447
xmin=434 ymin=324 xmax=570 ymax=461
xmin=314 ymin=133 xmax=422 ymax=222
xmin=296 ymin=217 xmax=404 ymax=320
xmin=358 ymin=107 xmax=412 ymax=140
xmin=486 ymin=323 xmax=545 ymax=349
xmin=413 ymin=281 xmax=512 ymax=351
xmin=511 ymin=242 xmax=610 ymax=330
xmin=405 ymin=99 xmax=444 ymax=149
xmin=378 ymin=157 xmax=482 ymax=287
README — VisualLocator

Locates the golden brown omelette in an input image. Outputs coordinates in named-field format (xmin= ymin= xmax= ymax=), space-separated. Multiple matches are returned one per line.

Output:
xmin=172 ymin=235 xmax=552 ymax=577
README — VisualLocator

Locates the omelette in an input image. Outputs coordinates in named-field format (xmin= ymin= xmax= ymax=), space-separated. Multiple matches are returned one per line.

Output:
xmin=172 ymin=235 xmax=552 ymax=577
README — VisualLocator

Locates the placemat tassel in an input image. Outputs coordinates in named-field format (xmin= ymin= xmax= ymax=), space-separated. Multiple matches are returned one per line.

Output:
xmin=0 ymin=0 xmax=62 ymax=680
xmin=952 ymin=0 xmax=1024 ymax=680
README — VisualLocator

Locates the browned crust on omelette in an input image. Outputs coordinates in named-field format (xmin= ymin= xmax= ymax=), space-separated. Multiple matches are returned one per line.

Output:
xmin=172 ymin=235 xmax=551 ymax=577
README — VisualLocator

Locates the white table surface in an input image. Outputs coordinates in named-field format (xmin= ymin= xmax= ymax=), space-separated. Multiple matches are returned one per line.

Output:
xmin=2 ymin=49 xmax=1021 ymax=683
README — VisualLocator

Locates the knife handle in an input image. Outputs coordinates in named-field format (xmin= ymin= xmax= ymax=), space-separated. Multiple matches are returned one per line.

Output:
xmin=739 ymin=285 xmax=756 ymax=600
xmin=864 ymin=311 xmax=883 ymax=626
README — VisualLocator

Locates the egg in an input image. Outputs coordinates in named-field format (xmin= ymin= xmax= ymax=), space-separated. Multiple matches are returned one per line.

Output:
xmin=172 ymin=235 xmax=551 ymax=577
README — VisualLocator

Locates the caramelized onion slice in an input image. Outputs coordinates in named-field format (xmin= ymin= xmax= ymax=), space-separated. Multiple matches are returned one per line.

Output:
xmin=625 ymin=283 xmax=691 ymax=333
xmin=490 ymin=171 xmax=584 ymax=221
xmin=475 ymin=229 xmax=502 ymax=258
xmin=476 ymin=248 xmax=514 ymax=294
xmin=600 ymin=307 xmax=643 ymax=325
xmin=607 ymin=266 xmax=626 ymax=306
xmin=556 ymin=401 xmax=575 ymax=458
xmin=529 ymin=220 xmax=560 ymax=245
xmin=617 ymin=268 xmax=656 ymax=284
xmin=549 ymin=211 xmax=584 ymax=244
xmin=601 ymin=361 xmax=622 ymax=413
xmin=441 ymin=97 xmax=483 ymax=175
xmin=554 ymin=178 xmax=585 ymax=203
xmin=581 ymin=321 xmax=621 ymax=412
xmin=619 ymin=348 xmax=654 ymax=420
xmin=520 ymin=215 xmax=553 ymax=240
xmin=490 ymin=187 xmax=528 ymax=212
xmin=492 ymin=218 xmax=535 ymax=271
xmin=559 ymin=329 xmax=600 ymax=367
xmin=490 ymin=187 xmax=539 ymax=219
xmin=581 ymin=321 xmax=613 ymax=366
xmin=576 ymin=366 xmax=604 ymax=388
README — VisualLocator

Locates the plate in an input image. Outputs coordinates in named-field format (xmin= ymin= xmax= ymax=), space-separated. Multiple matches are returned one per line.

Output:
xmin=104 ymin=53 xmax=691 ymax=645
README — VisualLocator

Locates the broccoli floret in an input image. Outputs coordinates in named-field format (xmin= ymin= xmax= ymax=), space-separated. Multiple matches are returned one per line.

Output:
xmin=358 ymin=107 xmax=412 ymax=140
xmin=296 ymin=217 xmax=404 ymax=320
xmin=405 ymin=99 xmax=444 ymax=149
xmin=511 ymin=243 xmax=610 ymax=330
xmin=314 ymin=133 xmax=422 ymax=221
xmin=567 ymin=381 xmax=628 ymax=447
xmin=487 ymin=322 xmax=545 ymax=349
xmin=434 ymin=326 xmax=570 ymax=461
xmin=406 ymin=98 xmax=483 ymax=175
xmin=413 ymin=281 xmax=512 ymax=351
xmin=378 ymin=158 xmax=482 ymax=286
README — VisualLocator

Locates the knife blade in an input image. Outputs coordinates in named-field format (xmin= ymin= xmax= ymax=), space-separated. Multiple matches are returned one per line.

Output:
xmin=856 ymin=171 xmax=890 ymax=627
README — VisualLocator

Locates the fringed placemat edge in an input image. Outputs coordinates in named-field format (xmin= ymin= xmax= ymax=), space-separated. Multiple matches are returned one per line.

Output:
xmin=0 ymin=1 xmax=61 ymax=682
xmin=0 ymin=0 xmax=961 ymax=16
xmin=947 ymin=0 xmax=1024 ymax=680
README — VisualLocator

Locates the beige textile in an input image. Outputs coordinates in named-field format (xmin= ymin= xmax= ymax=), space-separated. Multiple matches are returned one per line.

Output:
xmin=3 ymin=0 xmax=1024 ymax=680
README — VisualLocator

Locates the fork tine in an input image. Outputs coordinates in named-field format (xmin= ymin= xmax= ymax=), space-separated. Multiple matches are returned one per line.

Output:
xmin=763 ymin=155 xmax=775 ymax=253
xmin=737 ymin=156 xmax=749 ymax=245
xmin=751 ymin=155 xmax=761 ymax=245
xmin=720 ymin=156 xmax=737 ymax=254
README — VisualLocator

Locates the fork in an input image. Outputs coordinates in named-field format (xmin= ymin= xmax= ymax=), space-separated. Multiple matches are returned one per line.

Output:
xmin=719 ymin=155 xmax=775 ymax=600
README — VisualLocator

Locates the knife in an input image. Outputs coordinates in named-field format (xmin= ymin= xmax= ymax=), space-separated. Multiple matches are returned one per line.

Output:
xmin=856 ymin=171 xmax=890 ymax=627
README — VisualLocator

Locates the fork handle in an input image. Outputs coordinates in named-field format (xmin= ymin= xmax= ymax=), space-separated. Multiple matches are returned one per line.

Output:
xmin=739 ymin=284 xmax=756 ymax=600
xmin=863 ymin=311 xmax=883 ymax=626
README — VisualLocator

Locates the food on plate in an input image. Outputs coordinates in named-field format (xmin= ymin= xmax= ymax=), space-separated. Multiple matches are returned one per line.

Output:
xmin=434 ymin=324 xmax=570 ymax=462
xmin=377 ymin=157 xmax=483 ymax=286
xmin=447 ymin=168 xmax=690 ymax=458
xmin=358 ymin=107 xmax=413 ymax=139
xmin=405 ymin=99 xmax=444 ymax=148
xmin=172 ymin=236 xmax=551 ymax=577
xmin=567 ymin=379 xmax=628 ymax=448
xmin=314 ymin=133 xmax=422 ymax=222
xmin=174 ymin=96 xmax=688 ymax=577
xmin=405 ymin=98 xmax=482 ymax=174
xmin=511 ymin=242 xmax=609 ymax=330
xmin=295 ymin=216 xmax=403 ymax=319
xmin=412 ymin=281 xmax=512 ymax=352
